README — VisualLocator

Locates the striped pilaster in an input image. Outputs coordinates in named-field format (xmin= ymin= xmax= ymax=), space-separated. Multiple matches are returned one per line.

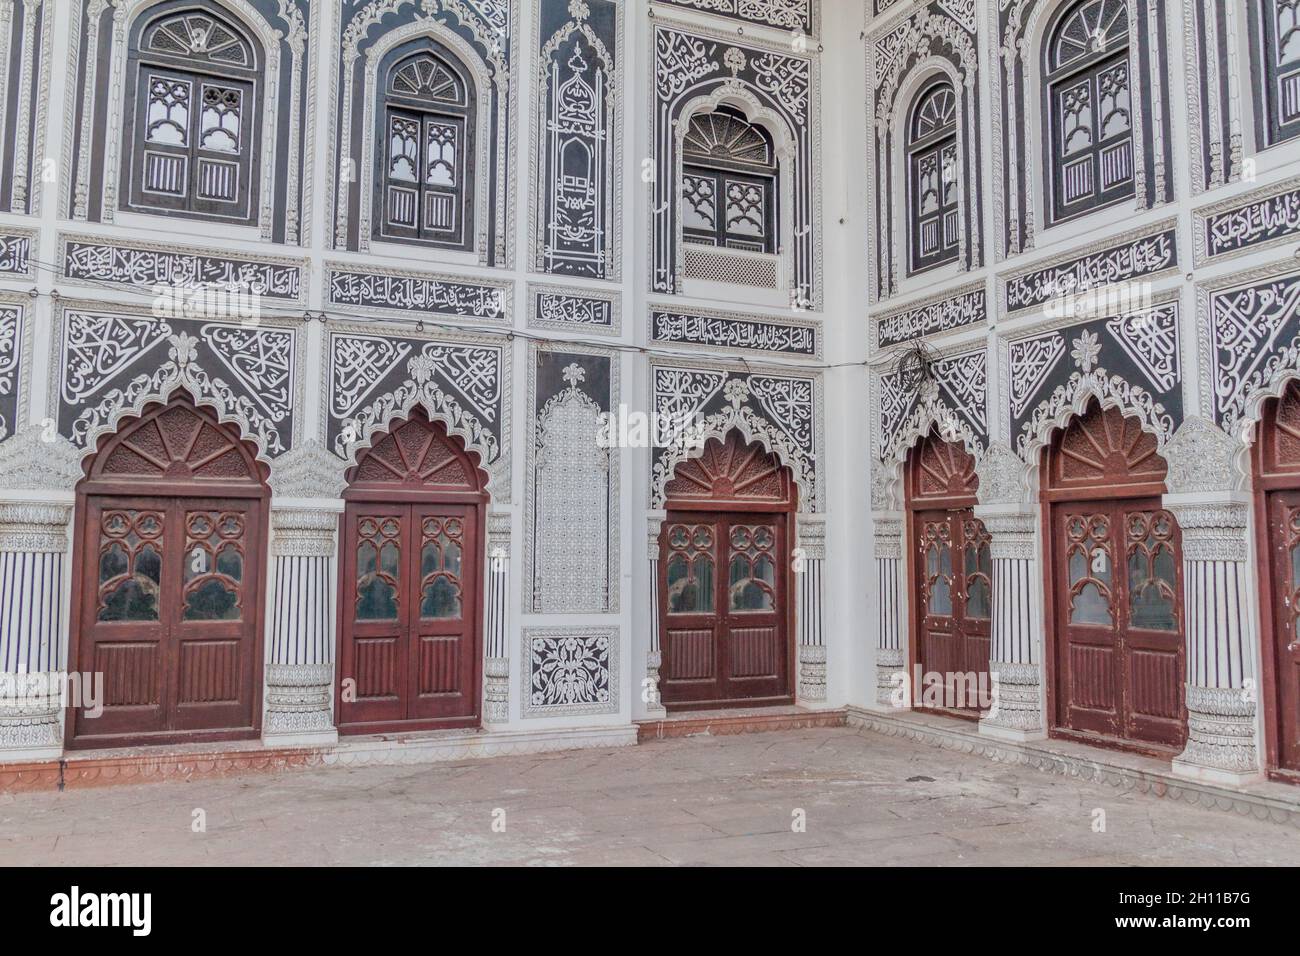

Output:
xmin=483 ymin=510 xmax=511 ymax=723
xmin=1166 ymin=497 xmax=1259 ymax=782
xmin=873 ymin=515 xmax=903 ymax=706
xmin=977 ymin=507 xmax=1044 ymax=739
xmin=797 ymin=514 xmax=826 ymax=702
xmin=263 ymin=506 xmax=339 ymax=744
xmin=0 ymin=503 xmax=71 ymax=757
xmin=645 ymin=513 xmax=665 ymax=716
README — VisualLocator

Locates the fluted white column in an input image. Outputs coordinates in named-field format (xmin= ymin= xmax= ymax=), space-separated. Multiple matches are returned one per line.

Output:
xmin=643 ymin=511 xmax=666 ymax=717
xmin=1166 ymin=496 xmax=1260 ymax=784
xmin=1161 ymin=419 xmax=1260 ymax=784
xmin=0 ymin=502 xmax=71 ymax=759
xmin=976 ymin=505 xmax=1046 ymax=740
xmin=796 ymin=513 xmax=827 ymax=702
xmin=263 ymin=505 xmax=340 ymax=746
xmin=483 ymin=510 xmax=511 ymax=724
xmin=872 ymin=513 xmax=904 ymax=707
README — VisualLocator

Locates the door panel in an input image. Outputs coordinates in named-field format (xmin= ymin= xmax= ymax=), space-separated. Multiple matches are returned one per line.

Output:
xmin=914 ymin=509 xmax=991 ymax=713
xmin=339 ymin=501 xmax=480 ymax=731
xmin=74 ymin=496 xmax=261 ymax=743
xmin=409 ymin=505 xmax=477 ymax=719
xmin=1269 ymin=492 xmax=1300 ymax=774
xmin=660 ymin=513 xmax=790 ymax=708
xmin=1053 ymin=499 xmax=1186 ymax=749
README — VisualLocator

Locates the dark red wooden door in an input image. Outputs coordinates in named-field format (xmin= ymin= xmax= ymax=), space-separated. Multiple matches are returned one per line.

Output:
xmin=1266 ymin=491 xmax=1300 ymax=775
xmin=660 ymin=513 xmax=788 ymax=707
xmin=1045 ymin=403 xmax=1186 ymax=752
xmin=70 ymin=396 xmax=267 ymax=747
xmin=658 ymin=432 xmax=795 ymax=710
xmin=339 ymin=502 xmax=478 ymax=728
xmin=904 ymin=432 xmax=989 ymax=716
xmin=337 ymin=412 xmax=486 ymax=734
xmin=1254 ymin=381 xmax=1300 ymax=782
xmin=914 ymin=509 xmax=991 ymax=713
xmin=76 ymin=498 xmax=263 ymax=742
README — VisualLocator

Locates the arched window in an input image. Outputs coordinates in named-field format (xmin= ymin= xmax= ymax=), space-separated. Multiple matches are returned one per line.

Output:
xmin=681 ymin=106 xmax=778 ymax=254
xmin=376 ymin=41 xmax=475 ymax=250
xmin=907 ymin=80 xmax=959 ymax=274
xmin=123 ymin=5 xmax=262 ymax=223
xmin=1043 ymin=0 xmax=1133 ymax=225
xmin=1259 ymin=0 xmax=1300 ymax=146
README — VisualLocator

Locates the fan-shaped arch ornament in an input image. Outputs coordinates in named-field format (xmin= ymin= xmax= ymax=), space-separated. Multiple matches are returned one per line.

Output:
xmin=905 ymin=430 xmax=979 ymax=503
xmin=345 ymin=410 xmax=487 ymax=495
xmin=665 ymin=431 xmax=795 ymax=507
xmin=1043 ymin=401 xmax=1168 ymax=494
xmin=83 ymin=392 xmax=266 ymax=488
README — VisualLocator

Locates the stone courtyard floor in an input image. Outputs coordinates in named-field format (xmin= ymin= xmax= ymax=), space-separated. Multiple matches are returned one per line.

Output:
xmin=2 ymin=726 xmax=1298 ymax=866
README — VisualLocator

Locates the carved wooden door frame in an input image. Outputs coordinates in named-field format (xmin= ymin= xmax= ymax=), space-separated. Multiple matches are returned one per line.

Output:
xmin=1253 ymin=380 xmax=1300 ymax=784
xmin=1041 ymin=402 xmax=1187 ymax=755
xmin=67 ymin=394 xmax=269 ymax=749
xmin=658 ymin=431 xmax=796 ymax=711
xmin=903 ymin=431 xmax=988 ymax=719
xmin=336 ymin=411 xmax=488 ymax=735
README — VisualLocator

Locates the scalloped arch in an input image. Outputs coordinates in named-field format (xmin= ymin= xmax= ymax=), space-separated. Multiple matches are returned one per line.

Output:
xmin=1018 ymin=379 xmax=1170 ymax=479
xmin=338 ymin=393 xmax=500 ymax=501
xmin=651 ymin=411 xmax=814 ymax=513
xmin=74 ymin=378 xmax=280 ymax=471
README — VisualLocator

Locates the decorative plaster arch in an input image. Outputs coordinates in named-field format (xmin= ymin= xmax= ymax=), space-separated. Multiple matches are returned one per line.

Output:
xmin=355 ymin=18 xmax=495 ymax=257
xmin=79 ymin=386 xmax=272 ymax=484
xmin=335 ymin=389 xmax=502 ymax=502
xmin=673 ymin=84 xmax=798 ymax=292
xmin=73 ymin=376 xmax=281 ymax=473
xmin=1017 ymin=374 xmax=1173 ymax=478
xmin=875 ymin=395 xmax=986 ymax=513
xmin=102 ymin=0 xmax=284 ymax=231
xmin=651 ymin=408 xmax=813 ymax=514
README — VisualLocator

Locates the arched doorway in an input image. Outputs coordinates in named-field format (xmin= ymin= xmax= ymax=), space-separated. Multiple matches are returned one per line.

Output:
xmin=904 ymin=430 xmax=991 ymax=717
xmin=69 ymin=393 xmax=269 ymax=747
xmin=658 ymin=431 xmax=796 ymax=710
xmin=1043 ymin=401 xmax=1187 ymax=753
xmin=338 ymin=410 xmax=488 ymax=733
xmin=1254 ymin=380 xmax=1300 ymax=782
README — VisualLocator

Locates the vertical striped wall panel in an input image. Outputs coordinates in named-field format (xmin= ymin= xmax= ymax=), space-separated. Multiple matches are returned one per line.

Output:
xmin=271 ymin=554 xmax=333 ymax=667
xmin=0 ymin=550 xmax=64 ymax=673
xmin=486 ymin=555 xmax=507 ymax=659
xmin=876 ymin=557 xmax=899 ymax=651
xmin=648 ymin=557 xmax=660 ymax=653
xmin=992 ymin=556 xmax=1034 ymax=665
xmin=798 ymin=558 xmax=823 ymax=646
xmin=1184 ymin=558 xmax=1248 ymax=689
